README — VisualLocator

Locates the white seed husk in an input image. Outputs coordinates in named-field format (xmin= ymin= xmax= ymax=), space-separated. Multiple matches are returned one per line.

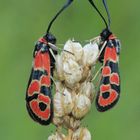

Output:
xmin=62 ymin=40 xmax=83 ymax=62
xmin=69 ymin=117 xmax=81 ymax=130
xmin=72 ymin=94 xmax=91 ymax=119
xmin=72 ymin=127 xmax=91 ymax=140
xmin=51 ymin=39 xmax=98 ymax=140
xmin=48 ymin=132 xmax=66 ymax=140
xmin=62 ymin=40 xmax=75 ymax=61
xmin=80 ymin=66 xmax=91 ymax=82
xmin=54 ymin=85 xmax=74 ymax=117
xmin=63 ymin=59 xmax=83 ymax=88
xmin=71 ymin=41 xmax=83 ymax=62
xmin=53 ymin=116 xmax=63 ymax=126
xmin=55 ymin=54 xmax=64 ymax=81
xmin=54 ymin=91 xmax=64 ymax=117
xmin=63 ymin=115 xmax=81 ymax=130
xmin=80 ymin=81 xmax=95 ymax=102
xmin=82 ymin=43 xmax=99 ymax=66
xmin=62 ymin=88 xmax=74 ymax=115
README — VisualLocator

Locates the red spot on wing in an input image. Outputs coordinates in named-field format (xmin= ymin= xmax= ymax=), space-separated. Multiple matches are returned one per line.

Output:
xmin=33 ymin=51 xmax=51 ymax=87
xmin=42 ymin=53 xmax=51 ymax=73
xmin=110 ymin=73 xmax=120 ymax=85
xmin=30 ymin=96 xmax=51 ymax=120
xmin=38 ymin=94 xmax=50 ymax=104
xmin=34 ymin=49 xmax=50 ymax=73
xmin=41 ymin=75 xmax=51 ymax=87
xmin=100 ymin=84 xmax=110 ymax=93
xmin=99 ymin=89 xmax=118 ymax=107
xmin=102 ymin=66 xmax=111 ymax=76
xmin=34 ymin=52 xmax=43 ymax=69
xmin=28 ymin=80 xmax=39 ymax=96
xmin=104 ymin=47 xmax=117 ymax=63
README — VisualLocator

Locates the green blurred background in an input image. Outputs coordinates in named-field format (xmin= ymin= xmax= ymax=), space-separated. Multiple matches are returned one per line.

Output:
xmin=0 ymin=0 xmax=139 ymax=140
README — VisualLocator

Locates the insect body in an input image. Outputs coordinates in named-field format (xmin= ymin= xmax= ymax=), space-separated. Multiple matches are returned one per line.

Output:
xmin=88 ymin=0 xmax=121 ymax=112
xmin=96 ymin=29 xmax=121 ymax=112
xmin=25 ymin=0 xmax=73 ymax=125
xmin=26 ymin=34 xmax=57 ymax=125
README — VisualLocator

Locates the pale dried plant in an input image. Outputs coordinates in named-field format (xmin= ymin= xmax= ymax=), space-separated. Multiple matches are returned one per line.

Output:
xmin=48 ymin=39 xmax=99 ymax=140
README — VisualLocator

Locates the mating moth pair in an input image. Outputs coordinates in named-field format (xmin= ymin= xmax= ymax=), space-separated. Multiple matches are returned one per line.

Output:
xmin=26 ymin=0 xmax=121 ymax=125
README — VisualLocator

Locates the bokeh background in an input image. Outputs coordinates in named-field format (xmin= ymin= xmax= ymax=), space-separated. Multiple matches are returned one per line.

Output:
xmin=0 ymin=0 xmax=139 ymax=140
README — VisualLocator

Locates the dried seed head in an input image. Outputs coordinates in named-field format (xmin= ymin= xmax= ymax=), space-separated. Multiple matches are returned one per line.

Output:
xmin=48 ymin=132 xmax=66 ymax=140
xmin=62 ymin=40 xmax=83 ymax=62
xmin=51 ymin=39 xmax=98 ymax=139
xmin=63 ymin=40 xmax=74 ymax=54
xmin=69 ymin=117 xmax=81 ymax=131
xmin=53 ymin=116 xmax=63 ymax=127
xmin=72 ymin=127 xmax=91 ymax=140
xmin=72 ymin=94 xmax=91 ymax=119
xmin=55 ymin=82 xmax=64 ymax=92
xmin=63 ymin=59 xmax=83 ymax=88
xmin=71 ymin=41 xmax=83 ymax=62
xmin=54 ymin=91 xmax=64 ymax=117
xmin=80 ymin=66 xmax=91 ymax=82
xmin=54 ymin=86 xmax=74 ymax=118
xmin=62 ymin=88 xmax=74 ymax=115
xmin=82 ymin=43 xmax=99 ymax=66
xmin=80 ymin=81 xmax=95 ymax=102
xmin=62 ymin=40 xmax=75 ymax=61
xmin=63 ymin=115 xmax=81 ymax=130
xmin=55 ymin=55 xmax=64 ymax=81
xmin=63 ymin=115 xmax=70 ymax=129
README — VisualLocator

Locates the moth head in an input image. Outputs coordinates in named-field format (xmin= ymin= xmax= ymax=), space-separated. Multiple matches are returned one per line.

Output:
xmin=44 ymin=33 xmax=56 ymax=45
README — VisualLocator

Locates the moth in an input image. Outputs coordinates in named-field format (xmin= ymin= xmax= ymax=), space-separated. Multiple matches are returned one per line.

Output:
xmin=25 ymin=0 xmax=73 ymax=125
xmin=26 ymin=34 xmax=57 ymax=125
xmin=88 ymin=0 xmax=121 ymax=112
xmin=96 ymin=29 xmax=121 ymax=112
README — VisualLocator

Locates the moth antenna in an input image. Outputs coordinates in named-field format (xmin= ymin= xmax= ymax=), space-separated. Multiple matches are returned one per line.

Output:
xmin=88 ymin=0 xmax=108 ymax=29
xmin=47 ymin=0 xmax=73 ymax=33
xmin=88 ymin=0 xmax=111 ymax=31
xmin=102 ymin=0 xmax=111 ymax=30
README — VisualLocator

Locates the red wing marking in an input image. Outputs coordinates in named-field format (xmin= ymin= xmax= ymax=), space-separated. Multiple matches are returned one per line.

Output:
xmin=34 ymin=51 xmax=51 ymax=87
xmin=38 ymin=94 xmax=50 ymax=104
xmin=104 ymin=47 xmax=117 ymax=63
xmin=34 ymin=52 xmax=43 ymax=69
xmin=30 ymin=99 xmax=50 ymax=120
xmin=34 ymin=51 xmax=50 ymax=72
xmin=98 ymin=89 xmax=118 ymax=107
xmin=102 ymin=66 xmax=111 ymax=77
xmin=28 ymin=80 xmax=39 ymax=96
xmin=41 ymin=75 xmax=51 ymax=87
xmin=100 ymin=84 xmax=110 ymax=93
xmin=110 ymin=73 xmax=120 ymax=85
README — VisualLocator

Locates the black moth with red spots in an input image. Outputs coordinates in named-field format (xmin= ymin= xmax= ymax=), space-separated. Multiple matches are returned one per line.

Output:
xmin=96 ymin=29 xmax=121 ymax=112
xmin=26 ymin=34 xmax=57 ymax=125
xmin=26 ymin=0 xmax=74 ymax=125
